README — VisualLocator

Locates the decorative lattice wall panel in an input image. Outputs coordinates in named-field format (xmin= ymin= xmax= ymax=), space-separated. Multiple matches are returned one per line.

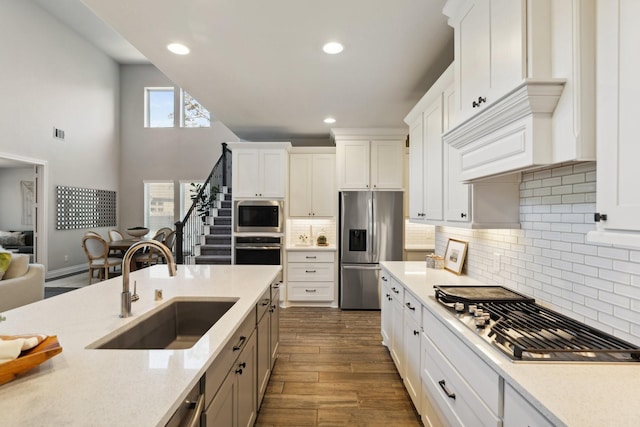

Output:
xmin=56 ymin=186 xmax=116 ymax=230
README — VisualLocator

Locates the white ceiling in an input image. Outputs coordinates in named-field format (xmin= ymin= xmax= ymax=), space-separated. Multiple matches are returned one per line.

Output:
xmin=34 ymin=0 xmax=453 ymax=144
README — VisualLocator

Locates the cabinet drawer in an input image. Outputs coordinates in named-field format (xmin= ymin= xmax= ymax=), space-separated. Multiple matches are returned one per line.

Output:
xmin=404 ymin=290 xmax=422 ymax=325
xmin=288 ymin=282 xmax=334 ymax=301
xmin=423 ymin=306 xmax=500 ymax=415
xmin=256 ymin=287 xmax=271 ymax=321
xmin=387 ymin=276 xmax=404 ymax=301
xmin=422 ymin=334 xmax=500 ymax=427
xmin=504 ymin=383 xmax=554 ymax=427
xmin=288 ymin=251 xmax=334 ymax=263
xmin=287 ymin=263 xmax=334 ymax=281
xmin=204 ymin=310 xmax=256 ymax=406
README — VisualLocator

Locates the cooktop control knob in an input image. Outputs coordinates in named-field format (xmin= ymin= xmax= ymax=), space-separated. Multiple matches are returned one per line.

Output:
xmin=454 ymin=302 xmax=465 ymax=312
xmin=468 ymin=304 xmax=477 ymax=314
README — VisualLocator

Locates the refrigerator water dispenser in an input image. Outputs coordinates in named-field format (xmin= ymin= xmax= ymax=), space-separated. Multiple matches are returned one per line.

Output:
xmin=349 ymin=229 xmax=367 ymax=251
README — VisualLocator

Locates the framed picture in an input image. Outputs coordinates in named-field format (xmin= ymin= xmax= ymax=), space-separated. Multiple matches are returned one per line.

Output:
xmin=444 ymin=238 xmax=468 ymax=275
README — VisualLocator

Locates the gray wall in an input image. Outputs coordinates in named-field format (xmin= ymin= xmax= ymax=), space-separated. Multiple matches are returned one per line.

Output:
xmin=0 ymin=2 xmax=240 ymax=277
xmin=436 ymin=162 xmax=640 ymax=345
xmin=0 ymin=0 xmax=120 ymax=274
xmin=118 ymin=64 xmax=239 ymax=230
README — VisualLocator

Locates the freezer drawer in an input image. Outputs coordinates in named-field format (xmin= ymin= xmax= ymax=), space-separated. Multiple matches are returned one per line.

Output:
xmin=340 ymin=264 xmax=381 ymax=309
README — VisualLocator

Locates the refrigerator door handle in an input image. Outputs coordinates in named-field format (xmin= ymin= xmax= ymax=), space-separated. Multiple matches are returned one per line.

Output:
xmin=342 ymin=265 xmax=381 ymax=271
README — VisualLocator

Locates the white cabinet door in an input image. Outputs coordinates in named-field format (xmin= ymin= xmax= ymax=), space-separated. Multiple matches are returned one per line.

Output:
xmin=423 ymin=98 xmax=444 ymax=221
xmin=457 ymin=0 xmax=491 ymax=122
xmin=444 ymin=143 xmax=470 ymax=223
xmin=390 ymin=291 xmax=404 ymax=375
xmin=234 ymin=148 xmax=286 ymax=198
xmin=260 ymin=149 xmax=286 ymax=198
xmin=289 ymin=154 xmax=312 ymax=216
xmin=310 ymin=154 xmax=336 ymax=216
xmin=380 ymin=272 xmax=393 ymax=347
xmin=236 ymin=331 xmax=257 ymax=427
xmin=371 ymin=140 xmax=404 ymax=189
xmin=337 ymin=140 xmax=370 ymax=189
xmin=409 ymin=116 xmax=425 ymax=221
xmin=403 ymin=314 xmax=422 ymax=414
xmin=233 ymin=149 xmax=261 ymax=198
xmin=594 ymin=0 xmax=640 ymax=233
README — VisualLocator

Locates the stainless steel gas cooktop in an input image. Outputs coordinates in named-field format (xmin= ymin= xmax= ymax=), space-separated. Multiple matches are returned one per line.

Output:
xmin=434 ymin=285 xmax=640 ymax=363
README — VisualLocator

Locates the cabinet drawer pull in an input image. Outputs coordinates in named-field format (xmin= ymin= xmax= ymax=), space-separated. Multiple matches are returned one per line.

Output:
xmin=305 ymin=256 xmax=317 ymax=259
xmin=232 ymin=335 xmax=246 ymax=351
xmin=305 ymin=289 xmax=317 ymax=293
xmin=261 ymin=299 xmax=270 ymax=306
xmin=392 ymin=287 xmax=399 ymax=294
xmin=305 ymin=270 xmax=317 ymax=273
xmin=381 ymin=276 xmax=388 ymax=282
xmin=235 ymin=368 xmax=243 ymax=375
xmin=413 ymin=330 xmax=419 ymax=336
xmin=438 ymin=379 xmax=456 ymax=400
xmin=406 ymin=302 xmax=416 ymax=311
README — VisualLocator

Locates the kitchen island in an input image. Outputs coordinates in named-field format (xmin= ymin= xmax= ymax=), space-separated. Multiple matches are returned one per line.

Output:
xmin=0 ymin=264 xmax=281 ymax=426
xmin=382 ymin=261 xmax=640 ymax=426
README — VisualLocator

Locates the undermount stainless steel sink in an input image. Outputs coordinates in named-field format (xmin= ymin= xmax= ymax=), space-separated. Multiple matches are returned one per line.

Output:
xmin=88 ymin=299 xmax=238 ymax=350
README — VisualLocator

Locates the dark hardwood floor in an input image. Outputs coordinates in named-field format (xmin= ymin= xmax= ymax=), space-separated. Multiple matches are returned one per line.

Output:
xmin=255 ymin=307 xmax=422 ymax=426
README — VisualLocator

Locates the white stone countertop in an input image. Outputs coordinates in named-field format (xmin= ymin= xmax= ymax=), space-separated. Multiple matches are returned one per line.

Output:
xmin=0 ymin=264 xmax=281 ymax=427
xmin=381 ymin=261 xmax=640 ymax=427
xmin=285 ymin=244 xmax=336 ymax=251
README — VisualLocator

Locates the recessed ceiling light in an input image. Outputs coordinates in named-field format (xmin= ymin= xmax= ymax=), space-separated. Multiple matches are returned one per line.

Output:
xmin=167 ymin=43 xmax=190 ymax=55
xmin=322 ymin=42 xmax=344 ymax=55
xmin=324 ymin=117 xmax=336 ymax=124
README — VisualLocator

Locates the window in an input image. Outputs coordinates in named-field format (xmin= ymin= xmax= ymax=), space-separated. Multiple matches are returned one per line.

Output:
xmin=145 ymin=88 xmax=175 ymax=128
xmin=181 ymin=90 xmax=211 ymax=128
xmin=144 ymin=87 xmax=211 ymax=128
xmin=144 ymin=182 xmax=175 ymax=233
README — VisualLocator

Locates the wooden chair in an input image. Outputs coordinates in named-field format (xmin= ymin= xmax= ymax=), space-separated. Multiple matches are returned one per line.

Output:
xmin=82 ymin=235 xmax=122 ymax=284
xmin=107 ymin=229 xmax=124 ymax=242
xmin=158 ymin=230 xmax=176 ymax=264
xmin=133 ymin=231 xmax=166 ymax=269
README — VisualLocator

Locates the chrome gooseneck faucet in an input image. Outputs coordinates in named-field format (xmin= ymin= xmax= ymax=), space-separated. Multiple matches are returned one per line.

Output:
xmin=120 ymin=240 xmax=177 ymax=318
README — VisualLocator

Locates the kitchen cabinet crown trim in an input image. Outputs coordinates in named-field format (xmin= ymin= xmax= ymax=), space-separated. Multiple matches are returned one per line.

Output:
xmin=226 ymin=141 xmax=292 ymax=151
xmin=330 ymin=128 xmax=408 ymax=141
xmin=444 ymin=79 xmax=565 ymax=150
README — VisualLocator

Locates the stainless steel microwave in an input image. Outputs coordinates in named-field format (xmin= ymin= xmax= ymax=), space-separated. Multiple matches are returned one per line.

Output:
xmin=234 ymin=200 xmax=284 ymax=233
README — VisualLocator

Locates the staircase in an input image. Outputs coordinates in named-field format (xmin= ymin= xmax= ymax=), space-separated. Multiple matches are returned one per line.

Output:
xmin=195 ymin=188 xmax=232 ymax=265
xmin=175 ymin=142 xmax=233 ymax=265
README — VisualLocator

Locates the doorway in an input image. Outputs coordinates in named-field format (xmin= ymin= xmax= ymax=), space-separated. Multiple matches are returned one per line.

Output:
xmin=0 ymin=153 xmax=47 ymax=271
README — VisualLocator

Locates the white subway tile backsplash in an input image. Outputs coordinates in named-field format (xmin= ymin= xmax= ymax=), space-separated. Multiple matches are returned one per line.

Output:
xmin=436 ymin=162 xmax=640 ymax=345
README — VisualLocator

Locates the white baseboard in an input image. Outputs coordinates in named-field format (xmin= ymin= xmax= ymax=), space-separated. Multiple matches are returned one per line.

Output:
xmin=46 ymin=264 xmax=88 ymax=280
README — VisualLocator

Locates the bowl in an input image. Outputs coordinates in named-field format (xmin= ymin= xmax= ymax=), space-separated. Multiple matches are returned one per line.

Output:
xmin=126 ymin=227 xmax=149 ymax=238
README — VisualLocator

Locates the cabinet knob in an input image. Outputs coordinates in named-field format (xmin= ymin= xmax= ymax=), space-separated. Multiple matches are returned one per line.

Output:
xmin=413 ymin=330 xmax=420 ymax=336
xmin=472 ymin=96 xmax=487 ymax=108
xmin=594 ymin=213 xmax=608 ymax=222
xmin=460 ymin=212 xmax=467 ymax=218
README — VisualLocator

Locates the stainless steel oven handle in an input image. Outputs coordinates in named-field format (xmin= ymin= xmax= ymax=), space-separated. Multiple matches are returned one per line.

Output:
xmin=236 ymin=246 xmax=282 ymax=250
xmin=341 ymin=265 xmax=381 ymax=270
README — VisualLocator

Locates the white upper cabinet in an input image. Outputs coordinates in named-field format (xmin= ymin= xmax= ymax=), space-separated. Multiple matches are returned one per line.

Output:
xmin=405 ymin=64 xmax=520 ymax=229
xmin=333 ymin=129 xmax=406 ymax=191
xmin=442 ymin=0 xmax=595 ymax=181
xmin=289 ymin=150 xmax=336 ymax=217
xmin=228 ymin=142 xmax=291 ymax=199
xmin=588 ymin=0 xmax=640 ymax=247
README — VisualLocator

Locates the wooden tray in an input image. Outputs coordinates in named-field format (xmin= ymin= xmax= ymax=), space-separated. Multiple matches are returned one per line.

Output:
xmin=0 ymin=336 xmax=62 ymax=386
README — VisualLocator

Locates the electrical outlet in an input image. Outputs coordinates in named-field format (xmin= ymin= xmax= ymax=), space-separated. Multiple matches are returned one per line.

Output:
xmin=491 ymin=253 xmax=501 ymax=273
xmin=64 ymin=255 xmax=68 ymax=262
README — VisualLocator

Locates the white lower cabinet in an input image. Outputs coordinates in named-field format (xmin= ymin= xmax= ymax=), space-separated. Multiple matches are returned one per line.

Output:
xmin=389 ymin=278 xmax=405 ymax=373
xmin=503 ymin=383 xmax=554 ymax=427
xmin=403 ymin=290 xmax=422 ymax=413
xmin=256 ymin=288 xmax=271 ymax=408
xmin=287 ymin=250 xmax=336 ymax=303
xmin=380 ymin=273 xmax=393 ymax=347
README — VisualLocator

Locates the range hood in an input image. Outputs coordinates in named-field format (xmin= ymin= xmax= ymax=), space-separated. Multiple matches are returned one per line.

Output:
xmin=443 ymin=79 xmax=566 ymax=182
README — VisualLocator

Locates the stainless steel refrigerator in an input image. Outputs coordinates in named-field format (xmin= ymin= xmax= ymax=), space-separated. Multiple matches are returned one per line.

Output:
xmin=339 ymin=191 xmax=403 ymax=309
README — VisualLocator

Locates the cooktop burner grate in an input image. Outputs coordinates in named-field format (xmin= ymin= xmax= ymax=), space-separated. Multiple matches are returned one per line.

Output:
xmin=433 ymin=285 xmax=640 ymax=362
xmin=483 ymin=302 xmax=640 ymax=362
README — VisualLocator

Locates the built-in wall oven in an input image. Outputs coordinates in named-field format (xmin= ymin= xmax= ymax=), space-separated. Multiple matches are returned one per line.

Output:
xmin=234 ymin=200 xmax=283 ymax=233
xmin=235 ymin=236 xmax=282 ymax=265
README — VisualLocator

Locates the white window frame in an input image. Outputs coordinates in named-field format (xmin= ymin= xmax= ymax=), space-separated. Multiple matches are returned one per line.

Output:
xmin=144 ymin=87 xmax=176 ymax=128
xmin=143 ymin=180 xmax=175 ymax=234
